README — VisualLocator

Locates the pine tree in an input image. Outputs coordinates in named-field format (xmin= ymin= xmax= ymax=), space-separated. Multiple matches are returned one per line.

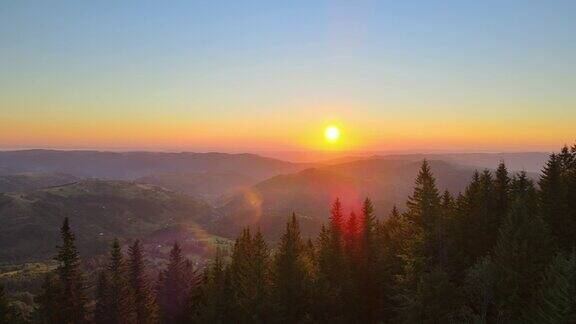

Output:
xmin=0 ymin=284 xmax=8 ymax=324
xmin=93 ymin=272 xmax=110 ymax=324
xmin=461 ymin=256 xmax=497 ymax=323
xmin=54 ymin=217 xmax=87 ymax=324
xmin=494 ymin=162 xmax=511 ymax=221
xmin=157 ymin=242 xmax=194 ymax=323
xmin=525 ymin=253 xmax=576 ymax=323
xmin=36 ymin=272 xmax=62 ymax=324
xmin=404 ymin=160 xmax=444 ymax=272
xmin=493 ymin=172 xmax=555 ymax=321
xmin=359 ymin=198 xmax=378 ymax=321
xmin=315 ymin=225 xmax=346 ymax=322
xmin=272 ymin=214 xmax=312 ymax=323
xmin=344 ymin=211 xmax=360 ymax=259
xmin=102 ymin=239 xmax=137 ymax=324
xmin=372 ymin=206 xmax=406 ymax=321
xmin=539 ymin=152 xmax=575 ymax=252
xmin=330 ymin=198 xmax=345 ymax=238
xmin=128 ymin=240 xmax=158 ymax=324
xmin=398 ymin=266 xmax=462 ymax=323
xmin=397 ymin=161 xmax=460 ymax=322
xmin=457 ymin=170 xmax=498 ymax=270
xmin=199 ymin=249 xmax=232 ymax=323
xmin=228 ymin=228 xmax=270 ymax=322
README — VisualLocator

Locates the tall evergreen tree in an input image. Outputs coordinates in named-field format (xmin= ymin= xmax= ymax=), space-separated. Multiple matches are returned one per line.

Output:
xmin=128 ymin=240 xmax=158 ymax=324
xmin=54 ymin=218 xmax=87 ymax=324
xmin=157 ymin=242 xmax=194 ymax=323
xmin=525 ymin=253 xmax=576 ymax=323
xmin=403 ymin=160 xmax=444 ymax=272
xmin=0 ymin=284 xmax=8 ymax=324
xmin=493 ymin=162 xmax=511 ymax=221
xmin=36 ymin=272 xmax=62 ymax=324
xmin=198 ymin=249 xmax=232 ymax=323
xmin=272 ymin=214 xmax=312 ymax=323
xmin=397 ymin=161 xmax=461 ymax=322
xmin=539 ymin=152 xmax=576 ymax=252
xmin=456 ymin=170 xmax=498 ymax=272
xmin=93 ymin=272 xmax=110 ymax=324
xmin=96 ymin=239 xmax=137 ymax=324
xmin=493 ymin=172 xmax=554 ymax=321
xmin=359 ymin=198 xmax=378 ymax=321
xmin=228 ymin=228 xmax=270 ymax=322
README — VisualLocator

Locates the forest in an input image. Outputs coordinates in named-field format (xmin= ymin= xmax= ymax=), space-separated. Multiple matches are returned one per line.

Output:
xmin=1 ymin=144 xmax=575 ymax=323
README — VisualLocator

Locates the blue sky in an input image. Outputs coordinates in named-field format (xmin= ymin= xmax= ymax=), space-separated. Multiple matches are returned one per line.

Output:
xmin=1 ymin=1 xmax=575 ymax=151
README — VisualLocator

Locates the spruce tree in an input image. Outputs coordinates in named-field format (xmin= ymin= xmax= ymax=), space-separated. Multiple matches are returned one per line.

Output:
xmin=272 ymin=214 xmax=312 ymax=322
xmin=525 ymin=253 xmax=576 ymax=323
xmin=93 ymin=272 xmax=110 ymax=324
xmin=199 ymin=249 xmax=232 ymax=323
xmin=36 ymin=272 xmax=62 ymax=324
xmin=493 ymin=173 xmax=554 ymax=321
xmin=157 ymin=242 xmax=194 ymax=323
xmin=54 ymin=217 xmax=87 ymax=324
xmin=359 ymin=198 xmax=378 ymax=321
xmin=0 ymin=284 xmax=8 ymax=324
xmin=539 ymin=152 xmax=575 ymax=252
xmin=494 ymin=162 xmax=511 ymax=221
xmin=128 ymin=240 xmax=158 ymax=324
xmin=228 ymin=228 xmax=270 ymax=322
xmin=404 ymin=160 xmax=443 ymax=271
xmin=315 ymin=225 xmax=346 ymax=322
xmin=102 ymin=239 xmax=137 ymax=324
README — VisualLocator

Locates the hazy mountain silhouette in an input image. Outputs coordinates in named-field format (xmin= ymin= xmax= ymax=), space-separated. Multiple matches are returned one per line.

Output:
xmin=0 ymin=150 xmax=308 ymax=180
xmin=0 ymin=172 xmax=79 ymax=192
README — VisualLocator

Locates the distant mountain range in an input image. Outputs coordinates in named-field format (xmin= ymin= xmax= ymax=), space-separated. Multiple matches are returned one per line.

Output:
xmin=0 ymin=149 xmax=548 ymax=263
xmin=0 ymin=150 xmax=309 ymax=181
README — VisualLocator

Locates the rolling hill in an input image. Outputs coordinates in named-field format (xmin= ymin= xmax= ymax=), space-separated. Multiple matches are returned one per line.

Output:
xmin=0 ymin=173 xmax=79 ymax=192
xmin=0 ymin=180 xmax=217 ymax=263
xmin=214 ymin=158 xmax=539 ymax=240
xmin=137 ymin=171 xmax=256 ymax=201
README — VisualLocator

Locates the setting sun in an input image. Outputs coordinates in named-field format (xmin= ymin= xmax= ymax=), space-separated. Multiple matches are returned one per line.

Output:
xmin=325 ymin=126 xmax=340 ymax=143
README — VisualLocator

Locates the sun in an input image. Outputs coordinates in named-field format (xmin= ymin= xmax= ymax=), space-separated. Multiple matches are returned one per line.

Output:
xmin=324 ymin=125 xmax=340 ymax=142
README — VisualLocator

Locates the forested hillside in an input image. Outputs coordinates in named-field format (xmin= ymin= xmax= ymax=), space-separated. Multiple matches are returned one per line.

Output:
xmin=0 ymin=180 xmax=216 ymax=263
xmin=1 ymin=144 xmax=575 ymax=323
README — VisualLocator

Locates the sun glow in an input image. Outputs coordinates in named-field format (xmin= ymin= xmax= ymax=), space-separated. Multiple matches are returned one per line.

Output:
xmin=324 ymin=125 xmax=340 ymax=143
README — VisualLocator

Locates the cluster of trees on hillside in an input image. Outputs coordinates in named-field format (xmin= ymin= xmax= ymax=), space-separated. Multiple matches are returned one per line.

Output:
xmin=1 ymin=144 xmax=575 ymax=323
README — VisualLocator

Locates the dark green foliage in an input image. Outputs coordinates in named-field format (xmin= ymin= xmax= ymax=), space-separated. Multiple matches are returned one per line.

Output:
xmin=93 ymin=272 xmax=110 ymax=324
xmin=94 ymin=239 xmax=137 ymax=324
xmin=461 ymin=256 xmax=497 ymax=323
xmin=493 ymin=172 xmax=555 ymax=321
xmin=156 ymin=242 xmax=196 ymax=323
xmin=128 ymin=240 xmax=158 ymax=324
xmin=54 ymin=218 xmax=88 ymax=324
xmin=398 ymin=266 xmax=462 ymax=323
xmin=0 ymin=284 xmax=8 ymax=324
xmin=36 ymin=272 xmax=62 ymax=324
xmin=195 ymin=250 xmax=232 ymax=323
xmin=539 ymin=148 xmax=576 ymax=252
xmin=525 ymin=253 xmax=576 ymax=323
xmin=272 ymin=214 xmax=313 ymax=323
xmin=228 ymin=229 xmax=270 ymax=322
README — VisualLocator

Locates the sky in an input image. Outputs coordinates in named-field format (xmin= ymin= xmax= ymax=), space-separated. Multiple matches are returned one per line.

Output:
xmin=1 ymin=0 xmax=575 ymax=153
